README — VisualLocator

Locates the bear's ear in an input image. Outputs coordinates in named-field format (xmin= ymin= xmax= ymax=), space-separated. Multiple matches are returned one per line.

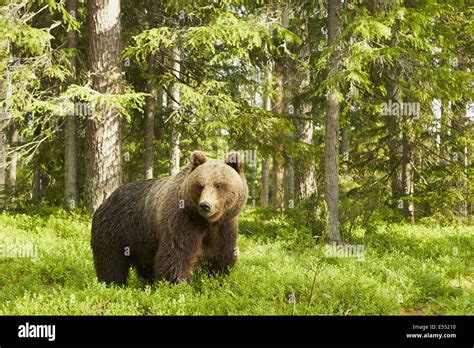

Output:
xmin=225 ymin=152 xmax=244 ymax=174
xmin=190 ymin=151 xmax=207 ymax=170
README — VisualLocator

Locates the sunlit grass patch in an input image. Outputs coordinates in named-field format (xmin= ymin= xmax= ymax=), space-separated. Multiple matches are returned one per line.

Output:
xmin=0 ymin=208 xmax=472 ymax=315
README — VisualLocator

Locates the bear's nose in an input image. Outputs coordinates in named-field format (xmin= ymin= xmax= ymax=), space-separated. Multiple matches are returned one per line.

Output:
xmin=199 ymin=202 xmax=212 ymax=213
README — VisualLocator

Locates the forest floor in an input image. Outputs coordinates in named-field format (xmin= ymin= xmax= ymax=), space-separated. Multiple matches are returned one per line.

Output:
xmin=0 ymin=207 xmax=472 ymax=315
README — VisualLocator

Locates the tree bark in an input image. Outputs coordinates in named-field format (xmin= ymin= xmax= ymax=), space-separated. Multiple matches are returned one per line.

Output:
xmin=260 ymin=64 xmax=272 ymax=207
xmin=272 ymin=59 xmax=284 ymax=213
xmin=272 ymin=156 xmax=284 ymax=212
xmin=270 ymin=7 xmax=288 ymax=213
xmin=0 ymin=42 xmax=12 ymax=206
xmin=452 ymin=54 xmax=469 ymax=217
xmin=387 ymin=80 xmax=403 ymax=206
xmin=144 ymin=54 xmax=157 ymax=179
xmin=295 ymin=88 xmax=317 ymax=202
xmin=0 ymin=110 xmax=5 ymax=207
xmin=293 ymin=5 xmax=318 ymax=216
xmin=64 ymin=0 xmax=78 ymax=210
xmin=156 ymin=84 xmax=167 ymax=141
xmin=295 ymin=122 xmax=317 ymax=201
xmin=85 ymin=0 xmax=123 ymax=214
xmin=452 ymin=101 xmax=468 ymax=217
xmin=401 ymin=125 xmax=415 ymax=222
xmin=6 ymin=57 xmax=17 ymax=190
xmin=33 ymin=168 xmax=41 ymax=201
xmin=340 ymin=126 xmax=349 ymax=173
xmin=250 ymin=154 xmax=257 ymax=208
xmin=284 ymin=157 xmax=295 ymax=208
xmin=261 ymin=155 xmax=270 ymax=206
xmin=8 ymin=129 xmax=18 ymax=188
xmin=438 ymin=102 xmax=448 ymax=166
xmin=169 ymin=46 xmax=181 ymax=176
xmin=324 ymin=0 xmax=342 ymax=243
xmin=0 ymin=49 xmax=8 ymax=206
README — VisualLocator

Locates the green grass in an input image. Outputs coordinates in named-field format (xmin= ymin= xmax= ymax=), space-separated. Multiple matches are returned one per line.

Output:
xmin=0 ymin=207 xmax=472 ymax=315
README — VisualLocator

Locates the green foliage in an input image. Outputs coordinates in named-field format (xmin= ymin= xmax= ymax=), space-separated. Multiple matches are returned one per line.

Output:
xmin=63 ymin=84 xmax=148 ymax=122
xmin=124 ymin=8 xmax=270 ymax=136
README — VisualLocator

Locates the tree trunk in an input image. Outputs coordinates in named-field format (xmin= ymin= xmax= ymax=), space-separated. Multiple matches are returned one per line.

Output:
xmin=0 ymin=49 xmax=8 ymax=206
xmin=387 ymin=81 xmax=403 ymax=206
xmin=271 ymin=7 xmax=288 ymax=213
xmin=0 ymin=43 xmax=12 ymax=206
xmin=169 ymin=46 xmax=181 ymax=175
xmin=250 ymin=155 xmax=257 ymax=208
xmin=294 ymin=6 xmax=318 ymax=222
xmin=324 ymin=0 xmax=342 ymax=243
xmin=156 ymin=85 xmax=167 ymax=141
xmin=295 ymin=89 xmax=317 ymax=202
xmin=261 ymin=155 xmax=270 ymax=206
xmin=144 ymin=54 xmax=157 ymax=179
xmin=272 ymin=59 xmax=284 ymax=213
xmin=284 ymin=156 xmax=295 ymax=208
xmin=64 ymin=0 xmax=78 ymax=210
xmin=452 ymin=101 xmax=468 ymax=217
xmin=260 ymin=63 xmax=271 ymax=207
xmin=0 ymin=112 xmax=5 ymax=207
xmin=33 ymin=168 xmax=41 ymax=201
xmin=452 ymin=54 xmax=469 ymax=217
xmin=340 ymin=126 xmax=349 ymax=173
xmin=272 ymin=156 xmax=284 ymax=212
xmin=295 ymin=128 xmax=317 ymax=202
xmin=401 ymin=125 xmax=415 ymax=222
xmin=438 ymin=102 xmax=448 ymax=166
xmin=8 ymin=129 xmax=18 ymax=188
xmin=6 ymin=51 xmax=17 ymax=191
xmin=85 ymin=0 xmax=123 ymax=214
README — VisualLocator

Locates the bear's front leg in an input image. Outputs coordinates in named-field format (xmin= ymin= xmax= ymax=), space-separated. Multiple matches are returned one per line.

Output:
xmin=202 ymin=219 xmax=238 ymax=276
xmin=153 ymin=230 xmax=204 ymax=284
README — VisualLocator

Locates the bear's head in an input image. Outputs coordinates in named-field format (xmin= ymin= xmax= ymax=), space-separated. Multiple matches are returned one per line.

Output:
xmin=182 ymin=151 xmax=248 ymax=222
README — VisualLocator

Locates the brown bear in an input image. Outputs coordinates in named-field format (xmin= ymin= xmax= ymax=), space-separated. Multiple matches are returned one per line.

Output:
xmin=91 ymin=151 xmax=248 ymax=285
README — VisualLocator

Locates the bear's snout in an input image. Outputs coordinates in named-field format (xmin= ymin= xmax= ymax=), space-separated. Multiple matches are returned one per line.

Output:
xmin=198 ymin=186 xmax=220 ymax=219
xmin=199 ymin=201 xmax=212 ymax=213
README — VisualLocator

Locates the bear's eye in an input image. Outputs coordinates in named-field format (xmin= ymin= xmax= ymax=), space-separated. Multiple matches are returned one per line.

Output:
xmin=194 ymin=184 xmax=204 ymax=192
xmin=214 ymin=183 xmax=223 ymax=191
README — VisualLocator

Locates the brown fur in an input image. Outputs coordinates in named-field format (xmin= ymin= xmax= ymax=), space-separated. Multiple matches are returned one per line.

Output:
xmin=91 ymin=151 xmax=248 ymax=285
